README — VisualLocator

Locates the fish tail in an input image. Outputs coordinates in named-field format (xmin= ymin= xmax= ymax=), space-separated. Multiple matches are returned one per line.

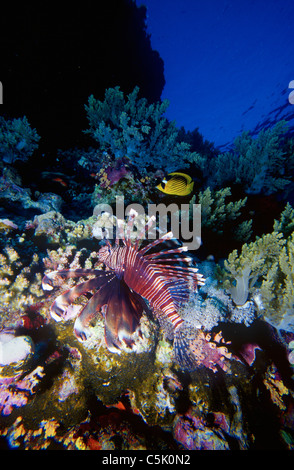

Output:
xmin=173 ymin=322 xmax=201 ymax=371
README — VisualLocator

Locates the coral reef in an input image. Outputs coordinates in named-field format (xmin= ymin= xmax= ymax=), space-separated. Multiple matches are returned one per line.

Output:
xmin=85 ymin=86 xmax=204 ymax=174
xmin=0 ymin=211 xmax=294 ymax=450
xmin=173 ymin=410 xmax=230 ymax=450
xmin=0 ymin=168 xmax=62 ymax=214
xmin=0 ymin=116 xmax=40 ymax=164
xmin=259 ymin=232 xmax=294 ymax=331
xmin=219 ymin=231 xmax=285 ymax=306
xmin=194 ymin=186 xmax=252 ymax=242
xmin=205 ymin=121 xmax=294 ymax=195
xmin=217 ymin=203 xmax=294 ymax=333
xmin=1 ymin=81 xmax=294 ymax=451
xmin=0 ymin=245 xmax=45 ymax=316
xmin=273 ymin=202 xmax=294 ymax=238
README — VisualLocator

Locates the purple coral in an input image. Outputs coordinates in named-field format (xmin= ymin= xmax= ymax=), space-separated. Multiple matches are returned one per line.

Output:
xmin=173 ymin=412 xmax=230 ymax=450
xmin=188 ymin=330 xmax=232 ymax=373
xmin=0 ymin=366 xmax=44 ymax=416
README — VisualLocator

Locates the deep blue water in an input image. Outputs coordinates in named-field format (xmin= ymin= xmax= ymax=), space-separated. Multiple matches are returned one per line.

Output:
xmin=139 ymin=0 xmax=294 ymax=149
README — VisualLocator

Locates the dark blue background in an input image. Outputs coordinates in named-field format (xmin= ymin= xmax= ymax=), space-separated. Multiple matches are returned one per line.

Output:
xmin=140 ymin=0 xmax=294 ymax=148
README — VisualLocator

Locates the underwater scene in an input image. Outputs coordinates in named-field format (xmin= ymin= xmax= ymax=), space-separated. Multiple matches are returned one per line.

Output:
xmin=1 ymin=0 xmax=294 ymax=453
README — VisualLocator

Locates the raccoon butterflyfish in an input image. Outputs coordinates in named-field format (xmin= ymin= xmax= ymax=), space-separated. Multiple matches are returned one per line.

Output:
xmin=156 ymin=172 xmax=194 ymax=196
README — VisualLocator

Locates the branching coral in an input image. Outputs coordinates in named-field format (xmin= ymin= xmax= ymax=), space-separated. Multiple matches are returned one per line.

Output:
xmin=0 ymin=116 xmax=40 ymax=164
xmin=85 ymin=86 xmax=203 ymax=173
xmin=0 ymin=246 xmax=45 ymax=317
xmin=220 ymin=232 xmax=285 ymax=306
xmin=192 ymin=187 xmax=252 ymax=242
xmin=205 ymin=121 xmax=293 ymax=195
xmin=259 ymin=232 xmax=294 ymax=331
xmin=273 ymin=202 xmax=294 ymax=239
xmin=215 ymin=199 xmax=294 ymax=331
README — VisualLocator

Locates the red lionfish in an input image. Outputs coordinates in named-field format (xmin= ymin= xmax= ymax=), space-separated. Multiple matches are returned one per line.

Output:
xmin=42 ymin=210 xmax=205 ymax=370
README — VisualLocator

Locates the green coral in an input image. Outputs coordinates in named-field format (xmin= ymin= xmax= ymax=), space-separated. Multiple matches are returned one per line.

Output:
xmin=0 ymin=116 xmax=40 ymax=164
xmin=220 ymin=231 xmax=285 ymax=306
xmin=273 ymin=202 xmax=294 ymax=239
xmin=260 ymin=233 xmax=294 ymax=331
xmin=193 ymin=186 xmax=252 ymax=242
xmin=219 ymin=201 xmax=294 ymax=330
xmin=206 ymin=121 xmax=293 ymax=195
xmin=85 ymin=86 xmax=203 ymax=173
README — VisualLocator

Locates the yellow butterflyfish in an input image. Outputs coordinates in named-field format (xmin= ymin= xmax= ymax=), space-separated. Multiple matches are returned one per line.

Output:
xmin=156 ymin=172 xmax=194 ymax=196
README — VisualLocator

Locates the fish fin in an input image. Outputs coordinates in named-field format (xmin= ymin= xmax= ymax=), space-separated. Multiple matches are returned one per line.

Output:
xmin=104 ymin=323 xmax=123 ymax=353
xmin=173 ymin=322 xmax=202 ymax=371
xmin=103 ymin=279 xmax=143 ymax=353
xmin=73 ymin=281 xmax=113 ymax=341
xmin=74 ymin=315 xmax=93 ymax=342
xmin=50 ymin=274 xmax=113 ymax=322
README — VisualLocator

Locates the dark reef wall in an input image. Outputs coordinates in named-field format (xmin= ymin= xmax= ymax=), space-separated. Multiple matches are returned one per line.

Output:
xmin=0 ymin=0 xmax=165 ymax=151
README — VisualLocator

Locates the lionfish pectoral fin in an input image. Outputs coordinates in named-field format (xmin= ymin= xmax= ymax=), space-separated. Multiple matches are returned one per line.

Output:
xmin=74 ymin=315 xmax=92 ymax=342
xmin=73 ymin=283 xmax=113 ymax=341
xmin=50 ymin=294 xmax=76 ymax=321
xmin=103 ymin=279 xmax=144 ymax=353
xmin=104 ymin=324 xmax=123 ymax=354
xmin=52 ymin=303 xmax=82 ymax=322
xmin=118 ymin=327 xmax=140 ymax=350
xmin=42 ymin=269 xmax=105 ymax=290
xmin=104 ymin=323 xmax=140 ymax=353
xmin=173 ymin=323 xmax=202 ymax=372
xmin=49 ymin=274 xmax=113 ymax=323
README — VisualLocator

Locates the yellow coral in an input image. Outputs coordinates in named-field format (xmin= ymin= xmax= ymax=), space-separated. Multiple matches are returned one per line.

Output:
xmin=40 ymin=419 xmax=59 ymax=439
xmin=12 ymin=273 xmax=30 ymax=292
xmin=74 ymin=436 xmax=88 ymax=450
xmin=263 ymin=365 xmax=289 ymax=410
xmin=5 ymin=246 xmax=20 ymax=263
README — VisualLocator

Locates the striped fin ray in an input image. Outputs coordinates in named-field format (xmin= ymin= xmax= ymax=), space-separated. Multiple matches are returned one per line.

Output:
xmin=143 ymin=245 xmax=189 ymax=260
xmin=150 ymin=256 xmax=193 ymax=263
xmin=138 ymin=231 xmax=174 ymax=255
xmin=147 ymin=263 xmax=201 ymax=276
xmin=148 ymin=264 xmax=205 ymax=290
xmin=42 ymin=269 xmax=106 ymax=291
xmin=49 ymin=272 xmax=115 ymax=322
xmin=164 ymin=283 xmax=193 ymax=308
xmin=123 ymin=250 xmax=187 ymax=329
xmin=133 ymin=215 xmax=156 ymax=250
xmin=173 ymin=322 xmax=202 ymax=371
xmin=103 ymin=278 xmax=144 ymax=353
xmin=74 ymin=276 xmax=117 ymax=341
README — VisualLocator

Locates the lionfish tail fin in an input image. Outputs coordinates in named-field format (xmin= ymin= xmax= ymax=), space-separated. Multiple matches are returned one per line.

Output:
xmin=173 ymin=322 xmax=202 ymax=372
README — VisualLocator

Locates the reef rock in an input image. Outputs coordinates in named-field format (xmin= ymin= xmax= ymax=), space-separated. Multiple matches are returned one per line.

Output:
xmin=0 ymin=332 xmax=34 ymax=366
